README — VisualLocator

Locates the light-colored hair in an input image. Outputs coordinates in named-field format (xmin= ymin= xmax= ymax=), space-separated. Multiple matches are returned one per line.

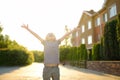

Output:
xmin=45 ymin=33 xmax=56 ymax=41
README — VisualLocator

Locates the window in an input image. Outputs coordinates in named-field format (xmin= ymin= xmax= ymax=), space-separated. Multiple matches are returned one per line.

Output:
xmin=96 ymin=17 xmax=100 ymax=26
xmin=82 ymin=38 xmax=85 ymax=44
xmin=76 ymin=31 xmax=79 ymax=37
xmin=82 ymin=25 xmax=85 ymax=33
xmin=88 ymin=21 xmax=91 ymax=29
xmin=88 ymin=35 xmax=92 ymax=44
xmin=109 ymin=4 xmax=117 ymax=18
xmin=103 ymin=13 xmax=107 ymax=22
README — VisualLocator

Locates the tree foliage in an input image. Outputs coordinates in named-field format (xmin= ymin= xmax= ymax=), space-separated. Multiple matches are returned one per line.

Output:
xmin=0 ymin=26 xmax=34 ymax=66
xmin=104 ymin=19 xmax=119 ymax=60
xmin=79 ymin=44 xmax=87 ymax=60
xmin=32 ymin=50 xmax=44 ymax=62
xmin=116 ymin=13 xmax=120 ymax=56
xmin=116 ymin=13 xmax=120 ymax=42
xmin=92 ymin=43 xmax=101 ymax=60
xmin=60 ymin=44 xmax=87 ymax=67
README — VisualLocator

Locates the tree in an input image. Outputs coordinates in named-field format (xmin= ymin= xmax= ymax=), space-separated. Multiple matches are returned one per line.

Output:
xmin=79 ymin=44 xmax=87 ymax=60
xmin=0 ymin=24 xmax=3 ymax=33
xmin=104 ymin=19 xmax=119 ymax=60
xmin=32 ymin=50 xmax=44 ymax=62
xmin=0 ymin=25 xmax=7 ymax=48
xmin=117 ymin=13 xmax=120 ymax=42
xmin=0 ymin=25 xmax=34 ymax=66
xmin=92 ymin=43 xmax=100 ymax=60
xmin=116 ymin=13 xmax=120 ymax=57
xmin=100 ymin=37 xmax=105 ymax=60
xmin=64 ymin=25 xmax=71 ymax=47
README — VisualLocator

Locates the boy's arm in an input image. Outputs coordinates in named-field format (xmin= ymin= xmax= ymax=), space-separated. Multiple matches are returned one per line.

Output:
xmin=58 ymin=27 xmax=79 ymax=42
xmin=21 ymin=24 xmax=44 ymax=42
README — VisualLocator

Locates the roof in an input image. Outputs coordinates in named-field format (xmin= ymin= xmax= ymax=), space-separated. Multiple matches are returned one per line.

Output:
xmin=102 ymin=0 xmax=108 ymax=8
xmin=83 ymin=10 xmax=96 ymax=16
xmin=77 ymin=10 xmax=96 ymax=26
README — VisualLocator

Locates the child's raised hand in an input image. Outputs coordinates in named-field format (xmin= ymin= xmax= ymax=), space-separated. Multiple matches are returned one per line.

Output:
xmin=21 ymin=24 xmax=29 ymax=29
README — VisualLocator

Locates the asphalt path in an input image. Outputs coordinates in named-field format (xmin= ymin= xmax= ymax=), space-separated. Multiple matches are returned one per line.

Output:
xmin=0 ymin=63 xmax=120 ymax=80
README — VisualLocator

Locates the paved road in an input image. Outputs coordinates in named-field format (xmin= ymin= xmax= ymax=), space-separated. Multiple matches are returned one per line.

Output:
xmin=0 ymin=63 xmax=120 ymax=80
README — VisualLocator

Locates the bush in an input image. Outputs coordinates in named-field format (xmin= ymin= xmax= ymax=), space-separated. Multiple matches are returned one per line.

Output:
xmin=60 ymin=46 xmax=70 ymax=62
xmin=32 ymin=51 xmax=44 ymax=62
xmin=104 ymin=19 xmax=119 ymax=60
xmin=92 ymin=43 xmax=100 ymax=60
xmin=0 ymin=49 xmax=34 ymax=66
xmin=116 ymin=13 xmax=120 ymax=59
xmin=79 ymin=44 xmax=87 ymax=60
xmin=59 ymin=45 xmax=87 ymax=67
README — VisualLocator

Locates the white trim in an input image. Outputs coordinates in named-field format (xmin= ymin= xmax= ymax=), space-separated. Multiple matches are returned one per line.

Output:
xmin=83 ymin=11 xmax=93 ymax=16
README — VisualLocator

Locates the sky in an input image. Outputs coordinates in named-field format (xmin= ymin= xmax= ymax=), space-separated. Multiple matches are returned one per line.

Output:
xmin=0 ymin=0 xmax=104 ymax=51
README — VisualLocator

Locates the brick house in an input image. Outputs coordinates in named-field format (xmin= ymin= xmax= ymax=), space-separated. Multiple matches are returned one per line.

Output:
xmin=71 ymin=0 xmax=120 ymax=51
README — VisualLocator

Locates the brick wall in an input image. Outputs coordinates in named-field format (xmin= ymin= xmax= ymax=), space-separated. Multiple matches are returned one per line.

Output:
xmin=87 ymin=61 xmax=120 ymax=76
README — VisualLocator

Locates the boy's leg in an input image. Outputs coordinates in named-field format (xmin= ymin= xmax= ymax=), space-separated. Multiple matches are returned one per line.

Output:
xmin=43 ymin=67 xmax=51 ymax=80
xmin=51 ymin=67 xmax=60 ymax=80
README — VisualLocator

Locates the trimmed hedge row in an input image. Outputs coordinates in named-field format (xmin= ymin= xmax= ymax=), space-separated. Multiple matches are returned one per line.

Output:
xmin=32 ymin=51 xmax=44 ymax=62
xmin=92 ymin=43 xmax=101 ymax=60
xmin=60 ymin=44 xmax=87 ymax=67
xmin=0 ymin=49 xmax=34 ymax=66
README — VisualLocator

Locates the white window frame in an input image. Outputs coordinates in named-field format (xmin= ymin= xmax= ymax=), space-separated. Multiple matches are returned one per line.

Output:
xmin=103 ymin=13 xmax=108 ymax=22
xmin=96 ymin=17 xmax=100 ymax=26
xmin=88 ymin=21 xmax=91 ymax=29
xmin=88 ymin=35 xmax=92 ymax=44
xmin=82 ymin=38 xmax=85 ymax=44
xmin=82 ymin=25 xmax=85 ymax=33
xmin=109 ymin=4 xmax=117 ymax=18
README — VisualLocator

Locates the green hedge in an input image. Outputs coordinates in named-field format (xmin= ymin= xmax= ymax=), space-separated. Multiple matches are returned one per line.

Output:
xmin=60 ymin=46 xmax=71 ymax=62
xmin=104 ymin=19 xmax=120 ymax=60
xmin=116 ymin=13 xmax=120 ymax=58
xmin=0 ymin=49 xmax=34 ymax=66
xmin=60 ymin=44 xmax=88 ymax=67
xmin=79 ymin=44 xmax=87 ymax=60
xmin=32 ymin=51 xmax=44 ymax=62
xmin=92 ymin=43 xmax=101 ymax=60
